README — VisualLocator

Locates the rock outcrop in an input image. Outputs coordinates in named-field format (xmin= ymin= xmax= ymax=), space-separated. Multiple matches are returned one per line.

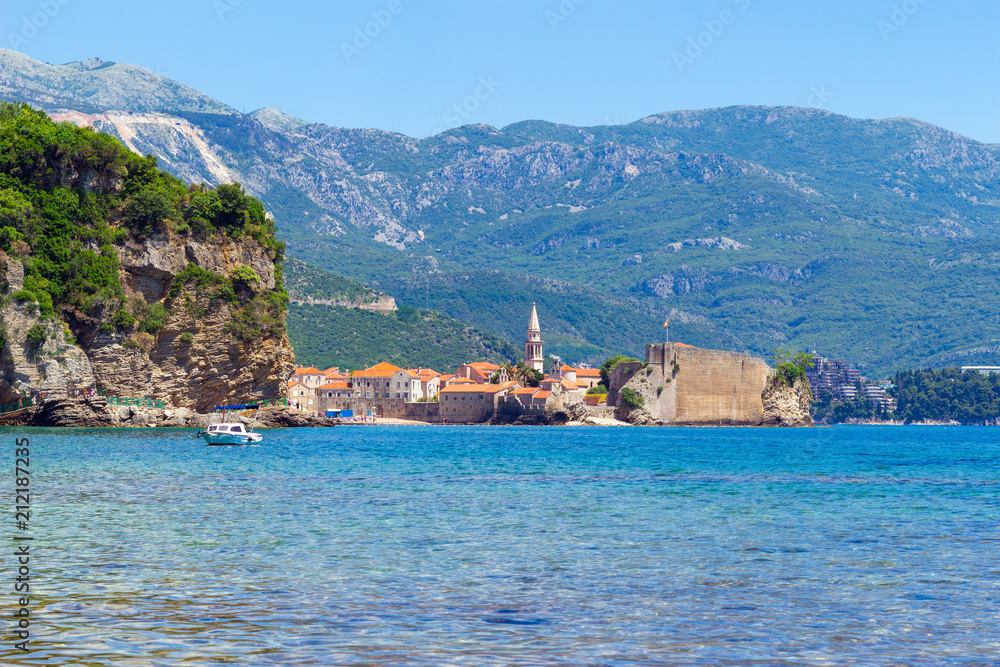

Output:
xmin=0 ymin=256 xmax=96 ymax=402
xmin=1 ymin=234 xmax=295 ymax=413
xmin=760 ymin=380 xmax=814 ymax=427
xmin=254 ymin=407 xmax=337 ymax=428
xmin=28 ymin=396 xmax=114 ymax=427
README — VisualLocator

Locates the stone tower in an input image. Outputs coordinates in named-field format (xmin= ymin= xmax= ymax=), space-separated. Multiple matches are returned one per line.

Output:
xmin=524 ymin=303 xmax=544 ymax=372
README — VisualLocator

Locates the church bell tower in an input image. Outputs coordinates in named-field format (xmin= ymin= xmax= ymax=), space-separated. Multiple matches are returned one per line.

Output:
xmin=525 ymin=303 xmax=544 ymax=372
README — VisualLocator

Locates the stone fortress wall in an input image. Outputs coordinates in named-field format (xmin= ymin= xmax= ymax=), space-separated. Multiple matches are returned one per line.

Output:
xmin=613 ymin=343 xmax=773 ymax=425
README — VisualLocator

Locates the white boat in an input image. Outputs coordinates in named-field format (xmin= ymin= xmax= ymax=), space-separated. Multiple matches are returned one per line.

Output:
xmin=198 ymin=404 xmax=263 ymax=445
xmin=200 ymin=422 xmax=263 ymax=445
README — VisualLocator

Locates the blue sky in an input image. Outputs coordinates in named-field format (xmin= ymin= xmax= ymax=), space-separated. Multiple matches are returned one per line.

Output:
xmin=2 ymin=0 xmax=997 ymax=141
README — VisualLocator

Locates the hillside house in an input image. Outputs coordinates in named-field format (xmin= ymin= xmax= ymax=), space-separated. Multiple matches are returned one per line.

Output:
xmin=418 ymin=369 xmax=441 ymax=401
xmin=440 ymin=381 xmax=518 ymax=422
xmin=289 ymin=367 xmax=327 ymax=388
xmin=287 ymin=380 xmax=314 ymax=410
xmin=390 ymin=369 xmax=423 ymax=401
xmin=352 ymin=362 xmax=404 ymax=399
xmin=319 ymin=381 xmax=353 ymax=399
xmin=457 ymin=362 xmax=505 ymax=384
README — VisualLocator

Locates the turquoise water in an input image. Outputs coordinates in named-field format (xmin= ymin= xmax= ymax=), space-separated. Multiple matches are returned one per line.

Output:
xmin=3 ymin=425 xmax=999 ymax=665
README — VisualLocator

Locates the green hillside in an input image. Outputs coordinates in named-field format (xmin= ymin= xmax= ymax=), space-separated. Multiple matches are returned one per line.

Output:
xmin=284 ymin=257 xmax=385 ymax=305
xmin=9 ymin=47 xmax=1000 ymax=374
xmin=287 ymin=302 xmax=519 ymax=372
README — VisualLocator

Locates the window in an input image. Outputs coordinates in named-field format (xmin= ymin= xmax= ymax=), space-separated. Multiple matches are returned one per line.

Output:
xmin=366 ymin=392 xmax=371 ymax=398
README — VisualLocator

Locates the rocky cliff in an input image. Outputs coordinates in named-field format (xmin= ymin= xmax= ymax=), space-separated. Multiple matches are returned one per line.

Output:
xmin=1 ymin=233 xmax=295 ymax=412
xmin=0 ymin=102 xmax=294 ymax=413
xmin=760 ymin=379 xmax=814 ymax=427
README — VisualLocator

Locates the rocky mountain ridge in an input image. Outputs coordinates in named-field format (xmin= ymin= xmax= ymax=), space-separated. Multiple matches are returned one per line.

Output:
xmin=5 ymin=49 xmax=1000 ymax=372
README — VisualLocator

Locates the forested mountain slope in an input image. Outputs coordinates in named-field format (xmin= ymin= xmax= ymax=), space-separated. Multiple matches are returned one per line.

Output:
xmin=6 ymin=48 xmax=1000 ymax=373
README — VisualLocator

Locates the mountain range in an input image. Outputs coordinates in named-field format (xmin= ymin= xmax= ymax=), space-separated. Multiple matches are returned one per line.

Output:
xmin=3 ymin=47 xmax=1000 ymax=374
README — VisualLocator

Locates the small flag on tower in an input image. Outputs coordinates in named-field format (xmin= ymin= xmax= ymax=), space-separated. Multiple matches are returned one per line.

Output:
xmin=663 ymin=318 xmax=669 ymax=328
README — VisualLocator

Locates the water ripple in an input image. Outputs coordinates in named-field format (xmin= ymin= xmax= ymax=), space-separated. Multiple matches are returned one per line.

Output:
xmin=1 ymin=425 xmax=998 ymax=664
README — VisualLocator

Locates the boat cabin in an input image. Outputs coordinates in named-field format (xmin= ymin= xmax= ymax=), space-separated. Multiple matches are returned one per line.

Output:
xmin=207 ymin=424 xmax=248 ymax=434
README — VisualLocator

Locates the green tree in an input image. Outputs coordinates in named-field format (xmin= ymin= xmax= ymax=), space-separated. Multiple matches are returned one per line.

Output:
xmin=511 ymin=362 xmax=543 ymax=387
xmin=771 ymin=348 xmax=815 ymax=387
xmin=600 ymin=354 xmax=640 ymax=388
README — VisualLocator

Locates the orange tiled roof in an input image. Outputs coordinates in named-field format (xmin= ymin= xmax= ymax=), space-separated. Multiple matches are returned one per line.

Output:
xmin=574 ymin=368 xmax=601 ymax=377
xmin=467 ymin=362 xmax=500 ymax=371
xmin=512 ymin=387 xmax=538 ymax=396
xmin=352 ymin=361 xmax=404 ymax=378
xmin=674 ymin=342 xmax=695 ymax=348
xmin=535 ymin=391 xmax=552 ymax=399
xmin=294 ymin=367 xmax=323 ymax=375
xmin=560 ymin=364 xmax=576 ymax=371
xmin=561 ymin=380 xmax=581 ymax=390
xmin=319 ymin=382 xmax=351 ymax=390
xmin=450 ymin=377 xmax=476 ymax=385
xmin=441 ymin=384 xmax=491 ymax=394
xmin=287 ymin=380 xmax=306 ymax=388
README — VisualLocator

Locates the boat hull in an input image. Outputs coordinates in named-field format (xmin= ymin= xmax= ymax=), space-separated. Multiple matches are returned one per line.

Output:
xmin=201 ymin=432 xmax=263 ymax=446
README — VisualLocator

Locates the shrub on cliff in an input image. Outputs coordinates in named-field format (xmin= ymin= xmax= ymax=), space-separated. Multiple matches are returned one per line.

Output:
xmin=142 ymin=303 xmax=169 ymax=334
xmin=25 ymin=323 xmax=46 ymax=346
xmin=620 ymin=387 xmax=645 ymax=410
xmin=231 ymin=265 xmax=260 ymax=285
xmin=112 ymin=309 xmax=136 ymax=329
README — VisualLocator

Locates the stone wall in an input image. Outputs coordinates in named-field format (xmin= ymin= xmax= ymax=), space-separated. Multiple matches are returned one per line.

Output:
xmin=612 ymin=343 xmax=773 ymax=425
xmin=317 ymin=395 xmax=445 ymax=423
xmin=671 ymin=345 xmax=771 ymax=425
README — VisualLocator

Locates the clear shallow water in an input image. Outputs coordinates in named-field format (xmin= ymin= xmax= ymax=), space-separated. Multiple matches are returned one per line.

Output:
xmin=3 ymin=425 xmax=999 ymax=665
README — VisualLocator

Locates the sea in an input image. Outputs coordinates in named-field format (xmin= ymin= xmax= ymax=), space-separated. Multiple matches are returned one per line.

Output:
xmin=2 ymin=425 xmax=998 ymax=666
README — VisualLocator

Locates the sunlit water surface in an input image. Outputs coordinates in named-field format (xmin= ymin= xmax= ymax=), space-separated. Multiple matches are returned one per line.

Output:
xmin=2 ymin=425 xmax=999 ymax=665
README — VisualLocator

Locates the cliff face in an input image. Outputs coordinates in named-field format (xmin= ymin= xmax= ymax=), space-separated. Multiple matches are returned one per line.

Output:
xmin=1 ymin=236 xmax=294 ymax=412
xmin=760 ymin=380 xmax=814 ymax=427
xmin=0 ymin=102 xmax=294 ymax=413
xmin=77 ymin=234 xmax=293 ymax=412
xmin=0 ymin=256 xmax=95 ymax=401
